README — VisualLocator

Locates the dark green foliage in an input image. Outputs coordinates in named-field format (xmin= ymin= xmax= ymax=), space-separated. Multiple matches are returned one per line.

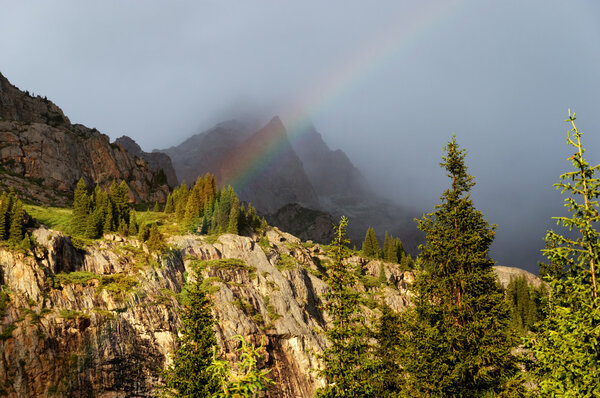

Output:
xmin=128 ymin=211 xmax=138 ymax=236
xmin=168 ymin=175 xmax=265 ymax=237
xmin=71 ymin=179 xmax=131 ymax=238
xmin=527 ymin=112 xmax=600 ymax=396
xmin=373 ymin=305 xmax=403 ymax=396
xmin=137 ymin=222 xmax=150 ymax=242
xmin=317 ymin=216 xmax=375 ymax=398
xmin=505 ymin=276 xmax=542 ymax=334
xmin=361 ymin=227 xmax=380 ymax=259
xmin=72 ymin=178 xmax=90 ymax=236
xmin=146 ymin=223 xmax=166 ymax=253
xmin=0 ymin=192 xmax=8 ymax=239
xmin=162 ymin=279 xmax=219 ymax=397
xmin=397 ymin=136 xmax=517 ymax=396
xmin=164 ymin=193 xmax=174 ymax=214
xmin=8 ymin=199 xmax=24 ymax=245
xmin=21 ymin=233 xmax=32 ymax=252
xmin=382 ymin=231 xmax=405 ymax=264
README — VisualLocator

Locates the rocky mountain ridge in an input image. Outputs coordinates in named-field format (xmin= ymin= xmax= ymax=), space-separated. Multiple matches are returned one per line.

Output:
xmin=0 ymin=224 xmax=415 ymax=397
xmin=0 ymin=72 xmax=170 ymax=205
xmin=158 ymin=117 xmax=421 ymax=250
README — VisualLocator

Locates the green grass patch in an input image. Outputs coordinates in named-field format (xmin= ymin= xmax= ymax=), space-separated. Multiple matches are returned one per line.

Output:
xmin=96 ymin=273 xmax=138 ymax=294
xmin=59 ymin=309 xmax=88 ymax=320
xmin=276 ymin=253 xmax=296 ymax=271
xmin=55 ymin=271 xmax=99 ymax=286
xmin=191 ymin=258 xmax=256 ymax=278
xmin=0 ymin=323 xmax=17 ymax=340
xmin=23 ymin=204 xmax=73 ymax=232
xmin=92 ymin=308 xmax=115 ymax=319
xmin=233 ymin=297 xmax=254 ymax=316
xmin=0 ymin=286 xmax=9 ymax=318
xmin=265 ymin=295 xmax=282 ymax=321
xmin=202 ymin=234 xmax=220 ymax=244
xmin=198 ymin=277 xmax=223 ymax=294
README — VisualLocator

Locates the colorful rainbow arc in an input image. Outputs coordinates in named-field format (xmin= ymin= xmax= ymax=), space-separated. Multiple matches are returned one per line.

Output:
xmin=223 ymin=0 xmax=469 ymax=192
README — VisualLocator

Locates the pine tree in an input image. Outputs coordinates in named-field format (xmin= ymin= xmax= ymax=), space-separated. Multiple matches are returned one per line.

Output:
xmin=317 ymin=216 xmax=375 ymax=398
xmin=361 ymin=227 xmax=380 ymax=259
xmin=128 ymin=211 xmax=138 ymax=236
xmin=526 ymin=111 xmax=600 ymax=395
xmin=373 ymin=305 xmax=403 ymax=396
xmin=227 ymin=194 xmax=240 ymax=235
xmin=8 ymin=199 xmax=24 ymax=245
xmin=397 ymin=136 xmax=517 ymax=396
xmin=162 ymin=279 xmax=219 ymax=397
xmin=72 ymin=178 xmax=90 ymax=236
xmin=146 ymin=223 xmax=165 ymax=253
xmin=138 ymin=222 xmax=149 ymax=242
xmin=0 ymin=192 xmax=8 ymax=240
xmin=164 ymin=193 xmax=174 ymax=214
xmin=21 ymin=233 xmax=32 ymax=252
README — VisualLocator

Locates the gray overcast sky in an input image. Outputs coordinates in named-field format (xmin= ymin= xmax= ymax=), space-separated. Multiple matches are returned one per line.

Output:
xmin=2 ymin=1 xmax=600 ymax=273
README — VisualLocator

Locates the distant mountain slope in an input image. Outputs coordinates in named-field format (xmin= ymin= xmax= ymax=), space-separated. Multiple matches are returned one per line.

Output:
xmin=161 ymin=117 xmax=320 ymax=214
xmin=159 ymin=116 xmax=422 ymax=251
xmin=0 ymin=72 xmax=170 ymax=205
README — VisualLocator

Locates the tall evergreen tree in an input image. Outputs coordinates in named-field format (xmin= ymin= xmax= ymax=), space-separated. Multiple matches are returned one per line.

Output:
xmin=397 ymin=136 xmax=517 ymax=396
xmin=164 ymin=193 xmax=174 ymax=214
xmin=0 ymin=192 xmax=8 ymax=240
xmin=162 ymin=279 xmax=219 ymax=397
xmin=8 ymin=199 xmax=24 ymax=245
xmin=72 ymin=178 xmax=90 ymax=236
xmin=527 ymin=111 xmax=600 ymax=396
xmin=361 ymin=227 xmax=380 ymax=259
xmin=317 ymin=216 xmax=374 ymax=398
xmin=373 ymin=305 xmax=403 ymax=396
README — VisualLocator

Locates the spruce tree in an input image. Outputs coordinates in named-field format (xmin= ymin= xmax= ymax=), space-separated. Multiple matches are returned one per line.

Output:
xmin=72 ymin=178 xmax=90 ymax=236
xmin=0 ymin=192 xmax=8 ymax=240
xmin=317 ymin=216 xmax=374 ymax=398
xmin=128 ymin=211 xmax=138 ymax=236
xmin=526 ymin=111 xmax=600 ymax=395
xmin=8 ymin=199 xmax=24 ymax=245
xmin=397 ymin=136 xmax=517 ymax=396
xmin=164 ymin=193 xmax=174 ymax=214
xmin=146 ymin=223 xmax=166 ymax=253
xmin=373 ymin=305 xmax=403 ymax=396
xmin=162 ymin=278 xmax=219 ymax=397
xmin=361 ymin=227 xmax=380 ymax=259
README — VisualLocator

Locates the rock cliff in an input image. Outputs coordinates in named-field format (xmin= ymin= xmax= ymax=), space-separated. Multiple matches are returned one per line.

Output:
xmin=0 ymin=73 xmax=170 ymax=205
xmin=0 ymin=226 xmax=412 ymax=397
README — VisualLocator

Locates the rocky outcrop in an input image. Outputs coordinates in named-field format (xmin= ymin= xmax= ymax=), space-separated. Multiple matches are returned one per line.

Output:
xmin=267 ymin=203 xmax=335 ymax=244
xmin=114 ymin=136 xmax=178 ymax=188
xmin=0 ymin=73 xmax=169 ymax=205
xmin=493 ymin=265 xmax=545 ymax=289
xmin=0 ymin=226 xmax=411 ymax=397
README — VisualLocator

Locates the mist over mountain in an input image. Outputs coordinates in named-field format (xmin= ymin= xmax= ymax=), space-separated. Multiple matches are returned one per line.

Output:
xmin=159 ymin=116 xmax=422 ymax=252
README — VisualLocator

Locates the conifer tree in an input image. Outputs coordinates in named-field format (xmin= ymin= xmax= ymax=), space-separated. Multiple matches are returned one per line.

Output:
xmin=21 ymin=233 xmax=32 ymax=252
xmin=164 ymin=193 xmax=174 ymax=214
xmin=361 ymin=227 xmax=380 ymax=259
xmin=317 ymin=216 xmax=374 ymax=398
xmin=138 ymin=222 xmax=149 ymax=242
xmin=227 ymin=194 xmax=240 ymax=235
xmin=0 ymin=192 xmax=8 ymax=240
xmin=162 ymin=278 xmax=219 ymax=397
xmin=146 ymin=223 xmax=166 ymax=253
xmin=397 ymin=136 xmax=517 ymax=396
xmin=128 ymin=211 xmax=138 ymax=236
xmin=526 ymin=111 xmax=600 ymax=395
xmin=72 ymin=178 xmax=90 ymax=236
xmin=373 ymin=305 xmax=403 ymax=396
xmin=8 ymin=199 xmax=24 ymax=245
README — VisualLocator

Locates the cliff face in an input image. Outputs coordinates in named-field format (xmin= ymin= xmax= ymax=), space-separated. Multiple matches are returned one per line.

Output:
xmin=114 ymin=136 xmax=178 ymax=188
xmin=0 ymin=227 xmax=412 ymax=397
xmin=0 ymin=73 xmax=169 ymax=205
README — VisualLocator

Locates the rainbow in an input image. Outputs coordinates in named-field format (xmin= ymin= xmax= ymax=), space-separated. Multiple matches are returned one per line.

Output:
xmin=223 ymin=0 xmax=469 ymax=191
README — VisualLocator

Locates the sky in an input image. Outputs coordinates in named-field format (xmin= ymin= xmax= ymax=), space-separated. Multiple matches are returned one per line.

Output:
xmin=1 ymin=0 xmax=600 ymax=273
